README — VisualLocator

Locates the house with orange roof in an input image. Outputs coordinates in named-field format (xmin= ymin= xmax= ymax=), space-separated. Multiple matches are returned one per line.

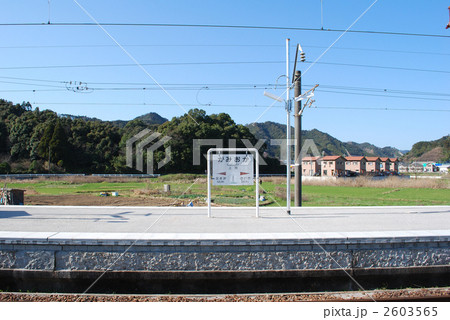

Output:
xmin=321 ymin=155 xmax=345 ymax=177
xmin=302 ymin=156 xmax=321 ymax=176
xmin=389 ymin=158 xmax=399 ymax=172
xmin=380 ymin=157 xmax=391 ymax=172
xmin=345 ymin=156 xmax=366 ymax=174
xmin=365 ymin=157 xmax=381 ymax=173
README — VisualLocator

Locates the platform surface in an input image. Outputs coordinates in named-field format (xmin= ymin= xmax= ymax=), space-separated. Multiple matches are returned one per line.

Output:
xmin=0 ymin=206 xmax=449 ymax=242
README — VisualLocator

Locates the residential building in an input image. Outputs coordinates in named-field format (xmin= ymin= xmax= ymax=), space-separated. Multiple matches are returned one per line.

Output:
xmin=302 ymin=156 xmax=322 ymax=176
xmin=380 ymin=157 xmax=391 ymax=172
xmin=321 ymin=156 xmax=345 ymax=177
xmin=399 ymin=163 xmax=408 ymax=173
xmin=345 ymin=156 xmax=366 ymax=174
xmin=408 ymin=162 xmax=424 ymax=172
xmin=365 ymin=157 xmax=381 ymax=173
xmin=389 ymin=158 xmax=399 ymax=173
xmin=423 ymin=163 xmax=438 ymax=172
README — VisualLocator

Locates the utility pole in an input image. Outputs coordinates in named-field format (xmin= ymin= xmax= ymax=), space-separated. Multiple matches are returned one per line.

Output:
xmin=285 ymin=38 xmax=291 ymax=215
xmin=294 ymin=70 xmax=302 ymax=206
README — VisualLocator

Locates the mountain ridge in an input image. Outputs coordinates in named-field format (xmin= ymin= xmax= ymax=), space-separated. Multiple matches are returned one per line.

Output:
xmin=246 ymin=121 xmax=405 ymax=159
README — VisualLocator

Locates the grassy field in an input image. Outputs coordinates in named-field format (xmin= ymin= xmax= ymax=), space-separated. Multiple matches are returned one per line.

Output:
xmin=2 ymin=174 xmax=449 ymax=207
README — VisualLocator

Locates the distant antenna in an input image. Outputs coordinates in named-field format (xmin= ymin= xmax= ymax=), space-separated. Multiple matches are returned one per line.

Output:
xmin=48 ymin=0 xmax=51 ymax=24
xmin=447 ymin=6 xmax=450 ymax=29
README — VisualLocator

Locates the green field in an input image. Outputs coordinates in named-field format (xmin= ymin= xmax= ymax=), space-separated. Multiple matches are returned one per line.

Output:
xmin=3 ymin=174 xmax=449 ymax=207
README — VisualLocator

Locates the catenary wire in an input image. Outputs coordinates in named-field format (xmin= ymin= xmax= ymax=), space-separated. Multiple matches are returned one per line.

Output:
xmin=0 ymin=43 xmax=448 ymax=57
xmin=2 ymin=83 xmax=450 ymax=101
xmin=0 ymin=22 xmax=448 ymax=38
xmin=0 ymin=60 xmax=448 ymax=74
xmin=33 ymin=102 xmax=450 ymax=112
xmin=2 ymin=76 xmax=448 ymax=98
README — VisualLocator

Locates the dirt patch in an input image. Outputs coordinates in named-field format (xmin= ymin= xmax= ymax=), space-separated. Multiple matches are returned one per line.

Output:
xmin=25 ymin=194 xmax=205 ymax=207
xmin=0 ymin=287 xmax=449 ymax=302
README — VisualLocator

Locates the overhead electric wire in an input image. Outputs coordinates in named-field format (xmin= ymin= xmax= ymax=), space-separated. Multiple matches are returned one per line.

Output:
xmin=0 ymin=77 xmax=448 ymax=97
xmin=1 ymin=76 xmax=448 ymax=98
xmin=1 ymin=22 xmax=449 ymax=38
xmin=0 ymin=43 xmax=448 ymax=57
xmin=317 ymin=89 xmax=450 ymax=102
xmin=0 ymin=80 xmax=66 ymax=89
xmin=32 ymin=101 xmax=450 ymax=112
xmin=0 ymin=75 xmax=63 ymax=83
xmin=0 ymin=60 xmax=448 ymax=74
xmin=2 ymin=78 xmax=450 ymax=102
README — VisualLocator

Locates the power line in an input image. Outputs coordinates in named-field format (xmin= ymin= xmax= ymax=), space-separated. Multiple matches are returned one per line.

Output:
xmin=1 ymin=22 xmax=449 ymax=38
xmin=315 ymin=106 xmax=450 ymax=112
xmin=1 ymin=76 xmax=444 ymax=97
xmin=0 ymin=76 xmax=63 ymax=83
xmin=1 ymin=73 xmax=448 ymax=99
xmin=0 ymin=43 xmax=447 ymax=57
xmin=0 ymin=60 xmax=281 ymax=70
xmin=0 ymin=60 xmax=448 ymax=74
xmin=2 ymin=79 xmax=450 ymax=101
xmin=0 ymin=80 xmax=66 ymax=89
xmin=317 ymin=89 xmax=450 ymax=102
xmin=33 ymin=101 xmax=450 ymax=112
xmin=312 ymin=61 xmax=450 ymax=74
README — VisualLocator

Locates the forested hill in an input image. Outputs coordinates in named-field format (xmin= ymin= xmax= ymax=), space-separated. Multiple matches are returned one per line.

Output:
xmin=402 ymin=135 xmax=450 ymax=162
xmin=0 ymin=99 xmax=282 ymax=174
xmin=1 ymin=98 xmax=444 ymax=175
xmin=60 ymin=112 xmax=168 ymax=128
xmin=246 ymin=121 xmax=404 ymax=159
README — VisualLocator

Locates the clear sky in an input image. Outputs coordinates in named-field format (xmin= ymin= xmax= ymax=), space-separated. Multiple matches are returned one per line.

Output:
xmin=0 ymin=0 xmax=449 ymax=150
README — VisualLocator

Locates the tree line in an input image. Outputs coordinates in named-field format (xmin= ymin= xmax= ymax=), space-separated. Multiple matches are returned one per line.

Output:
xmin=0 ymin=99 xmax=284 ymax=174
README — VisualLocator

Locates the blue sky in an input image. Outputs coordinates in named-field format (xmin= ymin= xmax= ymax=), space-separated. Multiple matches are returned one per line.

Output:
xmin=0 ymin=0 xmax=449 ymax=150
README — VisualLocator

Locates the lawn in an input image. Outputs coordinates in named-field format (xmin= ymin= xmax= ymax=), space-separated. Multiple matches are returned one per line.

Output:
xmin=2 ymin=175 xmax=449 ymax=207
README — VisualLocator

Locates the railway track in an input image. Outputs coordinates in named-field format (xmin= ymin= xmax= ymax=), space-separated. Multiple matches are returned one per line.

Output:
xmin=1 ymin=287 xmax=449 ymax=302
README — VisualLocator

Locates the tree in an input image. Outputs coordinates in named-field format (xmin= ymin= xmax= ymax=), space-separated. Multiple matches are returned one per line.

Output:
xmin=49 ymin=120 xmax=69 ymax=165
xmin=37 ymin=121 xmax=55 ymax=160
xmin=8 ymin=112 xmax=39 ymax=159
xmin=156 ymin=109 xmax=260 ymax=173
xmin=0 ymin=162 xmax=11 ymax=174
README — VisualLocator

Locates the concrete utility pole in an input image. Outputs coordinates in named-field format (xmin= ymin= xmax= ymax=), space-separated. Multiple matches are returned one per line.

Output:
xmin=285 ymin=38 xmax=291 ymax=215
xmin=294 ymin=70 xmax=302 ymax=207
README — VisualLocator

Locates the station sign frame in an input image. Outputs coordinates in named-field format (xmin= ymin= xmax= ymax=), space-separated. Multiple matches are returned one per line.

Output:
xmin=207 ymin=148 xmax=259 ymax=218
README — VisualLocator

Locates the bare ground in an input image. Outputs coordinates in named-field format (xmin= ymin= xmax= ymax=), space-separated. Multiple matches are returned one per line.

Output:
xmin=0 ymin=287 xmax=449 ymax=302
xmin=25 ymin=194 xmax=205 ymax=207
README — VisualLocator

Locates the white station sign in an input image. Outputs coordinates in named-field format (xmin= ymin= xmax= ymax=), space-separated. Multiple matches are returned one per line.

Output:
xmin=212 ymin=154 xmax=254 ymax=185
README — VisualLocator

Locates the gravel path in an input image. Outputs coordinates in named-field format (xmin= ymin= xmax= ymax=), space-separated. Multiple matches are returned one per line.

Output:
xmin=1 ymin=288 xmax=449 ymax=302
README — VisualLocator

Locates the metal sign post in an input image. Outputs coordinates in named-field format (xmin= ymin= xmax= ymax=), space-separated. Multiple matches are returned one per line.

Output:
xmin=207 ymin=148 xmax=259 ymax=218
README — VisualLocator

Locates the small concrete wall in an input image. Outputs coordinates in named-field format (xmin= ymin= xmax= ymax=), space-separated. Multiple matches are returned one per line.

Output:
xmin=302 ymin=176 xmax=337 ymax=182
xmin=1 ymin=234 xmax=448 ymax=272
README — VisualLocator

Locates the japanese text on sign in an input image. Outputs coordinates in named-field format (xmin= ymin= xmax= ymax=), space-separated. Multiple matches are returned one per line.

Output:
xmin=212 ymin=154 xmax=254 ymax=185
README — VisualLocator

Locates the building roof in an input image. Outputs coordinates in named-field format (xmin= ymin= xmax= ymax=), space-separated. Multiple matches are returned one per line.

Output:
xmin=302 ymin=156 xmax=321 ymax=161
xmin=322 ymin=156 xmax=344 ymax=161
xmin=345 ymin=156 xmax=366 ymax=161
xmin=380 ymin=157 xmax=391 ymax=162
xmin=389 ymin=158 xmax=399 ymax=162
xmin=365 ymin=157 xmax=380 ymax=161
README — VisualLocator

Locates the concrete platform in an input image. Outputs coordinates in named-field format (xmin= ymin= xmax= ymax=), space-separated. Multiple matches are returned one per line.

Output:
xmin=1 ymin=205 xmax=449 ymax=234
xmin=0 ymin=205 xmax=449 ymax=293
xmin=0 ymin=205 xmax=449 ymax=246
